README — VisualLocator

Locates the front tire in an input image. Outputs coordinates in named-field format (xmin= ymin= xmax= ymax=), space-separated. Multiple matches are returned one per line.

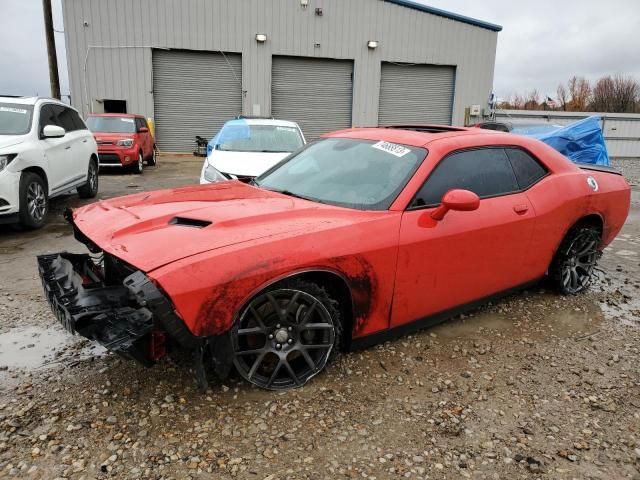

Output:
xmin=132 ymin=152 xmax=143 ymax=174
xmin=231 ymin=280 xmax=342 ymax=390
xmin=146 ymin=146 xmax=157 ymax=166
xmin=18 ymin=172 xmax=48 ymax=229
xmin=77 ymin=159 xmax=99 ymax=198
xmin=550 ymin=225 xmax=601 ymax=294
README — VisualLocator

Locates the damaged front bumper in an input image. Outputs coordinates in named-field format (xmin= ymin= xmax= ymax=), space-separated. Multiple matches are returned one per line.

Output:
xmin=37 ymin=252 xmax=200 ymax=367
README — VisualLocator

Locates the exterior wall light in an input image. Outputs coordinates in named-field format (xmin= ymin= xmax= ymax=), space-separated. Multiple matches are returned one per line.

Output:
xmin=300 ymin=0 xmax=309 ymax=7
xmin=255 ymin=34 xmax=267 ymax=43
xmin=367 ymin=40 xmax=379 ymax=49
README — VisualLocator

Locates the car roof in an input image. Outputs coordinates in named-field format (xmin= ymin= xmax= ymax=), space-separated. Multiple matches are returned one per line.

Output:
xmin=226 ymin=118 xmax=301 ymax=128
xmin=0 ymin=96 xmax=69 ymax=107
xmin=325 ymin=125 xmax=495 ymax=148
xmin=87 ymin=113 xmax=144 ymax=118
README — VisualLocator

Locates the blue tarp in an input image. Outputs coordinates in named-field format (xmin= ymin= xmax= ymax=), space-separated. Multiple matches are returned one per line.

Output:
xmin=522 ymin=116 xmax=610 ymax=166
xmin=207 ymin=119 xmax=250 ymax=155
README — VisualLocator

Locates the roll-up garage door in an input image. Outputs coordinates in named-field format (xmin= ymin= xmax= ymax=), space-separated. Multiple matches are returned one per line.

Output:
xmin=378 ymin=63 xmax=455 ymax=126
xmin=272 ymin=56 xmax=353 ymax=140
xmin=152 ymin=50 xmax=242 ymax=152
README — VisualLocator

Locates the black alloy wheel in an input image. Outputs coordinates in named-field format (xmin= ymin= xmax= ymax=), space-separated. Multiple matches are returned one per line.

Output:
xmin=232 ymin=285 xmax=340 ymax=390
xmin=552 ymin=226 xmax=601 ymax=294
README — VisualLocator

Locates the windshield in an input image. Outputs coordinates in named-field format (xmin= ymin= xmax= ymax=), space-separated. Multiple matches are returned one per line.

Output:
xmin=216 ymin=124 xmax=304 ymax=153
xmin=256 ymin=138 xmax=426 ymax=210
xmin=86 ymin=116 xmax=136 ymax=133
xmin=0 ymin=103 xmax=34 ymax=135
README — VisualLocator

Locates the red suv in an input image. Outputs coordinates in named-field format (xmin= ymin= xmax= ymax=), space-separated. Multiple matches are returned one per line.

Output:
xmin=86 ymin=114 xmax=157 ymax=173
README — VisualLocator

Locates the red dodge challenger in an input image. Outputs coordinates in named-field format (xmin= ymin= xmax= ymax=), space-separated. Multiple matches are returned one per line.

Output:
xmin=38 ymin=125 xmax=630 ymax=390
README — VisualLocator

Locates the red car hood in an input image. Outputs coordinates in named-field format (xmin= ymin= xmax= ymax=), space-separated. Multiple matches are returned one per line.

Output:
xmin=72 ymin=181 xmax=371 ymax=272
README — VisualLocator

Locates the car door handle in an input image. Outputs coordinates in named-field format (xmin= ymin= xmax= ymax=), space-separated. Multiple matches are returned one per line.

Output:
xmin=82 ymin=139 xmax=88 ymax=143
xmin=513 ymin=204 xmax=529 ymax=214
xmin=65 ymin=146 xmax=71 ymax=150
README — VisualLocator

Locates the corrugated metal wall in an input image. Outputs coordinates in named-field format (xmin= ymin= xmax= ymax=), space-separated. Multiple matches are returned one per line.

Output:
xmin=492 ymin=110 xmax=640 ymax=158
xmin=62 ymin=0 xmax=498 ymax=146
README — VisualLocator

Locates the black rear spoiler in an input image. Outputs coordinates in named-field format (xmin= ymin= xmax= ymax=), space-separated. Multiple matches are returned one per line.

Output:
xmin=578 ymin=164 xmax=622 ymax=176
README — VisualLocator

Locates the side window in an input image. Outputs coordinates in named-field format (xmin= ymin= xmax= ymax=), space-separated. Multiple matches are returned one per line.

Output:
xmin=412 ymin=148 xmax=519 ymax=207
xmin=69 ymin=109 xmax=87 ymax=131
xmin=135 ymin=118 xmax=144 ymax=131
xmin=38 ymin=105 xmax=59 ymax=133
xmin=505 ymin=148 xmax=547 ymax=189
xmin=54 ymin=105 xmax=76 ymax=132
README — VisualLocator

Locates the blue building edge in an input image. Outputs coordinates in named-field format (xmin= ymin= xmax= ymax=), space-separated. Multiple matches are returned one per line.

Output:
xmin=387 ymin=0 xmax=503 ymax=32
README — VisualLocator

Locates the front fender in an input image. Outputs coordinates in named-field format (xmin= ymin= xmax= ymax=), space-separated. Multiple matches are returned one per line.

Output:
xmin=150 ymin=218 xmax=401 ymax=339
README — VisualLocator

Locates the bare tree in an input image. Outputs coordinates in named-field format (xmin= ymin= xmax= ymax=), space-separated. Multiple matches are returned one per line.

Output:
xmin=511 ymin=93 xmax=525 ymax=110
xmin=524 ymin=90 xmax=541 ymax=110
xmin=591 ymin=76 xmax=615 ymax=112
xmin=556 ymin=84 xmax=568 ymax=111
xmin=567 ymin=76 xmax=591 ymax=111
xmin=591 ymin=75 xmax=639 ymax=112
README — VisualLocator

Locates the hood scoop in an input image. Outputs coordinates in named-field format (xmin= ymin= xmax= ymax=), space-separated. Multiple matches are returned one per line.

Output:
xmin=168 ymin=217 xmax=212 ymax=228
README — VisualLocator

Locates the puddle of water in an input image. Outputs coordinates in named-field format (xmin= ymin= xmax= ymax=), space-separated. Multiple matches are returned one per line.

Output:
xmin=0 ymin=325 xmax=105 ymax=370
xmin=428 ymin=292 xmax=605 ymax=342
xmin=431 ymin=310 xmax=514 ymax=341
xmin=542 ymin=306 xmax=603 ymax=333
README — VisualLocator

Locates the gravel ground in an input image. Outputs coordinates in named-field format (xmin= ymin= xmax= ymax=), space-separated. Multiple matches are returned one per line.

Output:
xmin=1 ymin=156 xmax=639 ymax=479
xmin=612 ymin=158 xmax=640 ymax=186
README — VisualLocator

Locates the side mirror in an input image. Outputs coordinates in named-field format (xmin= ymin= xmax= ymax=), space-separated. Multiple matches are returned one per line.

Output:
xmin=138 ymin=127 xmax=149 ymax=133
xmin=431 ymin=189 xmax=480 ymax=221
xmin=42 ymin=124 xmax=66 ymax=138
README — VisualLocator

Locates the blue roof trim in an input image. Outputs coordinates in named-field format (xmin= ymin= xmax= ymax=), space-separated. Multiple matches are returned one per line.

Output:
xmin=386 ymin=0 xmax=503 ymax=32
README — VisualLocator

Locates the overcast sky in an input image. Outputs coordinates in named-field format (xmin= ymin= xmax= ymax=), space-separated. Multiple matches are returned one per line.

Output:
xmin=1 ymin=0 xmax=639 ymax=102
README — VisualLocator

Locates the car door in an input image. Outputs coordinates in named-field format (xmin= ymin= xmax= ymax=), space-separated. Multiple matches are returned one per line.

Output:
xmin=38 ymin=104 xmax=75 ymax=194
xmin=67 ymin=108 xmax=93 ymax=174
xmin=54 ymin=106 xmax=90 ymax=188
xmin=390 ymin=147 xmax=538 ymax=328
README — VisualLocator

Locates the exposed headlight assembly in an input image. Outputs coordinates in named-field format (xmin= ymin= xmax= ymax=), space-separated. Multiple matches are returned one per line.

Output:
xmin=203 ymin=163 xmax=227 ymax=183
xmin=0 ymin=154 xmax=17 ymax=172
xmin=117 ymin=139 xmax=134 ymax=147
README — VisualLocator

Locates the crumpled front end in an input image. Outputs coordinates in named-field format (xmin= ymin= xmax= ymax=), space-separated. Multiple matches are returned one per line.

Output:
xmin=37 ymin=251 xmax=200 ymax=367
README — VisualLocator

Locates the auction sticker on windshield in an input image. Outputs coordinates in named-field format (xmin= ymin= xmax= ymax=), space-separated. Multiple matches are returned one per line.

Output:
xmin=372 ymin=140 xmax=411 ymax=158
xmin=0 ymin=107 xmax=28 ymax=114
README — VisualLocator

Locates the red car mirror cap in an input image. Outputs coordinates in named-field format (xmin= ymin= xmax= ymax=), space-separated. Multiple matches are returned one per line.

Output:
xmin=138 ymin=127 xmax=149 ymax=133
xmin=431 ymin=189 xmax=480 ymax=221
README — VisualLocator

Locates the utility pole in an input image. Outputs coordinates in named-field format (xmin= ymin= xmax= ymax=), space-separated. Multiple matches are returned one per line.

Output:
xmin=42 ymin=0 xmax=61 ymax=99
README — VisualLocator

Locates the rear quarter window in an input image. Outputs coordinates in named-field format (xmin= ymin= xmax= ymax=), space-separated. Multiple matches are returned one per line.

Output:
xmin=505 ymin=148 xmax=548 ymax=189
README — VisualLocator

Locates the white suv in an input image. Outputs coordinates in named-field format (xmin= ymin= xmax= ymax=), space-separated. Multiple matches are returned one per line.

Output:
xmin=0 ymin=96 xmax=98 ymax=228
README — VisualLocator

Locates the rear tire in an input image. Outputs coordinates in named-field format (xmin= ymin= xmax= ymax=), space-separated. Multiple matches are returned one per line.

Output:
xmin=549 ymin=224 xmax=601 ymax=294
xmin=77 ymin=158 xmax=99 ymax=198
xmin=231 ymin=279 xmax=342 ymax=390
xmin=18 ymin=172 xmax=48 ymax=229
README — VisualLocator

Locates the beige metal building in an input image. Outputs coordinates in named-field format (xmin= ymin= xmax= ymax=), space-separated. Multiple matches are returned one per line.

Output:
xmin=62 ymin=0 xmax=501 ymax=151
